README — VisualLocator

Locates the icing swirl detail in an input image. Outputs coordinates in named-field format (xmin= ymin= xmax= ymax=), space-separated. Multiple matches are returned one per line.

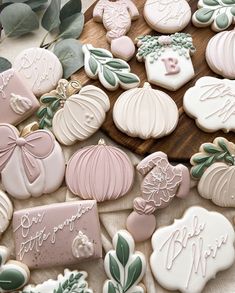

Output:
xmin=72 ymin=231 xmax=94 ymax=259
xmin=10 ymin=93 xmax=33 ymax=115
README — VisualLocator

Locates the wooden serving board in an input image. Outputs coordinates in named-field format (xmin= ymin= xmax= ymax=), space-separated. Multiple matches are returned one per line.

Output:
xmin=74 ymin=0 xmax=235 ymax=162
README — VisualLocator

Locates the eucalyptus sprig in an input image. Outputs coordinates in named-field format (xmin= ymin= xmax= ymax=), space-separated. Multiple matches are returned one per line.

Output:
xmin=190 ymin=137 xmax=235 ymax=179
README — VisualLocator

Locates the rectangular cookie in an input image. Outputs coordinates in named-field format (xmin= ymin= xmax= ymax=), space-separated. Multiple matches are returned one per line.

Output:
xmin=0 ymin=69 xmax=39 ymax=125
xmin=13 ymin=200 xmax=102 ymax=269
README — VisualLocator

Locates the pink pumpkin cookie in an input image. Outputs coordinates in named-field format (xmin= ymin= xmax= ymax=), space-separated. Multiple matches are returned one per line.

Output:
xmin=66 ymin=139 xmax=134 ymax=202
xmin=0 ymin=123 xmax=65 ymax=199
xmin=0 ymin=69 xmax=39 ymax=125
xmin=126 ymin=151 xmax=190 ymax=242
xmin=13 ymin=200 xmax=102 ymax=269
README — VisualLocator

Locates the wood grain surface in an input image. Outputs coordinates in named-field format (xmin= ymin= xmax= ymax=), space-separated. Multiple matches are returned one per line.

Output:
xmin=74 ymin=0 xmax=235 ymax=162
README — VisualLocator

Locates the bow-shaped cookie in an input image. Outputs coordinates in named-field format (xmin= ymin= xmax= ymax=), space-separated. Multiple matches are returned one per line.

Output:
xmin=0 ymin=124 xmax=54 ymax=183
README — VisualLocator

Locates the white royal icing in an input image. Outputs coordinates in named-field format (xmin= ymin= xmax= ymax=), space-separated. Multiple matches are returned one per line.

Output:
xmin=72 ymin=231 xmax=94 ymax=259
xmin=10 ymin=93 xmax=33 ymax=115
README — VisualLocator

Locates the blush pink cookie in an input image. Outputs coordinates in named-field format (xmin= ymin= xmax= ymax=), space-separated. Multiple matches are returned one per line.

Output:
xmin=14 ymin=48 xmax=63 ymax=96
xmin=126 ymin=151 xmax=190 ymax=242
xmin=0 ymin=69 xmax=39 ymax=125
xmin=0 ymin=123 xmax=65 ymax=199
xmin=13 ymin=200 xmax=102 ymax=269
xmin=206 ymin=29 xmax=235 ymax=79
xmin=111 ymin=36 xmax=135 ymax=61
xmin=66 ymin=139 xmax=134 ymax=202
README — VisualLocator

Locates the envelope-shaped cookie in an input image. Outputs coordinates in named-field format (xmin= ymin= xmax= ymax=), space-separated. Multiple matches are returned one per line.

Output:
xmin=13 ymin=200 xmax=102 ymax=269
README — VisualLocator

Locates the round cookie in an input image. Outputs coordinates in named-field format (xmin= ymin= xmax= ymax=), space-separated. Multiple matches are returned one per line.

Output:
xmin=144 ymin=0 xmax=191 ymax=33
xmin=111 ymin=36 xmax=135 ymax=61
xmin=206 ymin=29 xmax=235 ymax=79
xmin=150 ymin=206 xmax=235 ymax=293
xmin=14 ymin=48 xmax=63 ymax=96
xmin=66 ymin=139 xmax=134 ymax=202
xmin=113 ymin=82 xmax=179 ymax=139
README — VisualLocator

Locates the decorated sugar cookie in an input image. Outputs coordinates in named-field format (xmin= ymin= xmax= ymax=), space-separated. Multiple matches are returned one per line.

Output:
xmin=136 ymin=33 xmax=196 ymax=91
xmin=103 ymin=230 xmax=146 ymax=293
xmin=22 ymin=269 xmax=93 ymax=293
xmin=37 ymin=79 xmax=110 ymax=145
xmin=0 ymin=123 xmax=65 ymax=199
xmin=14 ymin=48 xmax=63 ymax=96
xmin=113 ymin=82 xmax=179 ymax=139
xmin=193 ymin=0 xmax=235 ymax=32
xmin=150 ymin=206 xmax=235 ymax=293
xmin=144 ymin=0 xmax=191 ymax=33
xmin=191 ymin=137 xmax=235 ymax=207
xmin=13 ymin=200 xmax=102 ymax=269
xmin=66 ymin=139 xmax=134 ymax=202
xmin=93 ymin=0 xmax=139 ymax=42
xmin=184 ymin=76 xmax=235 ymax=133
xmin=126 ymin=152 xmax=190 ymax=242
xmin=0 ymin=69 xmax=39 ymax=126
xmin=0 ymin=246 xmax=30 ymax=292
xmin=83 ymin=44 xmax=140 ymax=91
xmin=0 ymin=190 xmax=13 ymax=236
xmin=110 ymin=36 xmax=136 ymax=61
xmin=206 ymin=29 xmax=235 ymax=79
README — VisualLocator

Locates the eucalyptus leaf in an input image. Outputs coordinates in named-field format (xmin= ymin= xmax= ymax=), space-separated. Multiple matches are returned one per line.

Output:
xmin=107 ymin=281 xmax=116 ymax=293
xmin=215 ymin=12 xmax=229 ymax=29
xmin=218 ymin=139 xmax=230 ymax=153
xmin=103 ymin=66 xmax=116 ymax=87
xmin=54 ymin=38 xmax=84 ymax=78
xmin=89 ymin=57 xmax=98 ymax=75
xmin=27 ymin=0 xmax=48 ymax=11
xmin=116 ymin=72 xmax=140 ymax=84
xmin=223 ymin=0 xmax=235 ymax=4
xmin=0 ymin=57 xmax=11 ymax=72
xmin=59 ymin=12 xmax=84 ymax=39
xmin=203 ymin=144 xmax=220 ymax=154
xmin=192 ymin=155 xmax=210 ymax=164
xmin=203 ymin=0 xmax=219 ymax=5
xmin=116 ymin=234 xmax=130 ymax=267
xmin=191 ymin=163 xmax=205 ymax=179
xmin=124 ymin=257 xmax=142 ymax=292
xmin=106 ymin=60 xmax=129 ymax=69
xmin=109 ymin=254 xmax=120 ymax=283
xmin=195 ymin=8 xmax=214 ymax=22
xmin=60 ymin=0 xmax=82 ymax=21
xmin=41 ymin=0 xmax=61 ymax=32
xmin=0 ymin=3 xmax=39 ymax=37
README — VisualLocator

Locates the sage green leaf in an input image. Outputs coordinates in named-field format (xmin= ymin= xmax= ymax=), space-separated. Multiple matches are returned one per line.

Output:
xmin=0 ymin=3 xmax=39 ymax=37
xmin=90 ymin=49 xmax=112 ymax=58
xmin=195 ymin=8 xmax=214 ymax=23
xmin=192 ymin=155 xmax=210 ymax=164
xmin=109 ymin=254 xmax=120 ymax=283
xmin=218 ymin=139 xmax=229 ymax=153
xmin=46 ymin=107 xmax=53 ymax=118
xmin=54 ymin=38 xmax=84 ymax=78
xmin=191 ymin=163 xmax=205 ymax=179
xmin=26 ymin=0 xmax=48 ymax=11
xmin=51 ymin=99 xmax=61 ymax=111
xmin=231 ymin=6 xmax=235 ymax=15
xmin=44 ymin=117 xmax=52 ymax=127
xmin=0 ymin=57 xmax=11 ymax=72
xmin=60 ymin=0 xmax=82 ymax=21
xmin=103 ymin=66 xmax=116 ymax=86
xmin=107 ymin=281 xmax=116 ymax=293
xmin=216 ymin=12 xmax=229 ymax=29
xmin=116 ymin=233 xmax=130 ymax=267
xmin=40 ymin=95 xmax=57 ymax=104
xmin=41 ymin=0 xmax=61 ymax=32
xmin=203 ymin=0 xmax=219 ymax=5
xmin=106 ymin=60 xmax=129 ymax=69
xmin=225 ymin=155 xmax=234 ymax=165
xmin=0 ymin=269 xmax=26 ymax=291
xmin=89 ymin=56 xmax=98 ymax=75
xmin=204 ymin=155 xmax=215 ymax=167
xmin=124 ymin=257 xmax=142 ymax=292
xmin=37 ymin=107 xmax=47 ymax=118
xmin=223 ymin=0 xmax=235 ymax=4
xmin=2 ymin=0 xmax=27 ymax=3
xmin=39 ymin=117 xmax=46 ymax=129
xmin=59 ymin=12 xmax=84 ymax=39
xmin=203 ymin=144 xmax=220 ymax=154
xmin=116 ymin=72 xmax=140 ymax=84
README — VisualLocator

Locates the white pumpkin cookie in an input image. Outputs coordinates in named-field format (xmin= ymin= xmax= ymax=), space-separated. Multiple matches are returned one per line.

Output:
xmin=0 ymin=123 xmax=65 ymax=199
xmin=150 ymin=206 xmax=235 ymax=293
xmin=0 ymin=190 xmax=13 ymax=235
xmin=113 ymin=82 xmax=179 ymax=139
xmin=37 ymin=79 xmax=110 ymax=145
xmin=183 ymin=76 xmax=235 ymax=133
xmin=136 ymin=34 xmax=196 ymax=91
xmin=191 ymin=137 xmax=235 ymax=207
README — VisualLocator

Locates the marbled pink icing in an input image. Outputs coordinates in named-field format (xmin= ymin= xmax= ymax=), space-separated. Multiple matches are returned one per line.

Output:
xmin=0 ymin=69 xmax=39 ymax=125
xmin=206 ymin=29 xmax=235 ymax=79
xmin=13 ymin=200 xmax=102 ymax=269
xmin=66 ymin=140 xmax=134 ymax=202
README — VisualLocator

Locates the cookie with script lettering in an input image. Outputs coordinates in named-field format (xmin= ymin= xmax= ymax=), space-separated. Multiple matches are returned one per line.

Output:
xmin=14 ymin=48 xmax=63 ymax=96
xmin=22 ymin=269 xmax=93 ymax=293
xmin=136 ymin=33 xmax=196 ymax=91
xmin=183 ymin=76 xmax=235 ymax=133
xmin=13 ymin=200 xmax=102 ymax=269
xmin=150 ymin=206 xmax=235 ymax=293
xmin=0 ymin=123 xmax=65 ymax=199
xmin=191 ymin=137 xmax=235 ymax=208
xmin=144 ymin=0 xmax=191 ymax=33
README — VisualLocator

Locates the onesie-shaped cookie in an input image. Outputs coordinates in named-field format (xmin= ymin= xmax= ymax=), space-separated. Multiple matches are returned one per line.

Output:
xmin=126 ymin=152 xmax=190 ymax=242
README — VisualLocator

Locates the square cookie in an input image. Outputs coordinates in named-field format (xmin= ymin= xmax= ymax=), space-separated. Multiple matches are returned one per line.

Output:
xmin=0 ymin=69 xmax=39 ymax=125
xmin=13 ymin=200 xmax=102 ymax=269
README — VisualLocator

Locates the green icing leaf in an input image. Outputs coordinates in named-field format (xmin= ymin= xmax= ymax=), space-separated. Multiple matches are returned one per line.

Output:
xmin=0 ymin=3 xmax=39 ymax=37
xmin=231 ymin=6 xmax=235 ymax=15
xmin=89 ymin=57 xmax=98 ymax=75
xmin=59 ymin=12 xmax=84 ymax=39
xmin=41 ymin=0 xmax=61 ymax=32
xmin=40 ymin=96 xmax=58 ymax=103
xmin=223 ymin=0 xmax=235 ymax=4
xmin=217 ymin=138 xmax=230 ymax=153
xmin=60 ymin=0 xmax=82 ymax=21
xmin=203 ymin=144 xmax=220 ymax=154
xmin=192 ymin=155 xmax=210 ymax=164
xmin=124 ymin=257 xmax=142 ymax=292
xmin=191 ymin=163 xmax=206 ymax=179
xmin=109 ymin=254 xmax=120 ymax=284
xmin=195 ymin=8 xmax=214 ymax=23
xmin=203 ymin=0 xmax=219 ymax=5
xmin=215 ymin=12 xmax=229 ymax=29
xmin=103 ymin=66 xmax=116 ymax=87
xmin=116 ymin=234 xmax=130 ymax=267
xmin=90 ymin=49 xmax=112 ymax=58
xmin=107 ymin=281 xmax=116 ymax=293
xmin=116 ymin=72 xmax=140 ymax=84
xmin=0 ymin=268 xmax=26 ymax=291
xmin=106 ymin=60 xmax=129 ymax=69
xmin=0 ymin=57 xmax=11 ymax=73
